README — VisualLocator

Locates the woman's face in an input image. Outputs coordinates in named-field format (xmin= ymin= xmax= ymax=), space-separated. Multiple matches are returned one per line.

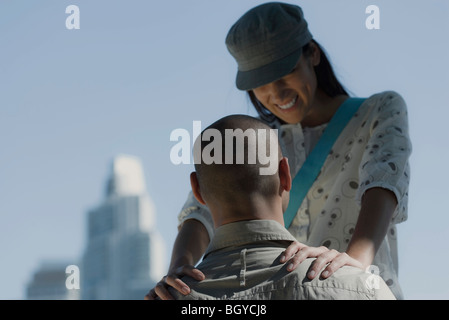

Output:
xmin=252 ymin=45 xmax=320 ymax=125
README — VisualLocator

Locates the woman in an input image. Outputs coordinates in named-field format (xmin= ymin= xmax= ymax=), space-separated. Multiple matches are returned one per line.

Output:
xmin=147 ymin=2 xmax=411 ymax=300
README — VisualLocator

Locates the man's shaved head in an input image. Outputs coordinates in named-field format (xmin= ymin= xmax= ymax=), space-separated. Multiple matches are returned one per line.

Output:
xmin=193 ymin=114 xmax=282 ymax=204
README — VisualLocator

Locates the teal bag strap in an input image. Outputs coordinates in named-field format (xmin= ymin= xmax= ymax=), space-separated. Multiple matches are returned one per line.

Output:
xmin=284 ymin=97 xmax=366 ymax=229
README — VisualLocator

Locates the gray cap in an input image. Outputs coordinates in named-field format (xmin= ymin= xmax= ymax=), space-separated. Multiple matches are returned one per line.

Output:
xmin=225 ymin=2 xmax=313 ymax=91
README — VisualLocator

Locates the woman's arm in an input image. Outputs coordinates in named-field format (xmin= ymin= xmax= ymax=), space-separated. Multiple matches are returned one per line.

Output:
xmin=281 ymin=187 xmax=396 ymax=277
xmin=145 ymin=219 xmax=209 ymax=300
xmin=305 ymin=187 xmax=397 ymax=279
xmin=170 ymin=219 xmax=210 ymax=272
xmin=345 ymin=187 xmax=397 ymax=267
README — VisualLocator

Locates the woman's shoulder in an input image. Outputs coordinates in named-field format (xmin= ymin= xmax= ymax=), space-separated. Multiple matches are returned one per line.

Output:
xmin=363 ymin=90 xmax=407 ymax=108
xmin=358 ymin=90 xmax=408 ymax=118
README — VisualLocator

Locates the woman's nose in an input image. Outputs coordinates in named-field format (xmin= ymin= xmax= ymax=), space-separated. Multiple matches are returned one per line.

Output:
xmin=267 ymin=80 xmax=287 ymax=104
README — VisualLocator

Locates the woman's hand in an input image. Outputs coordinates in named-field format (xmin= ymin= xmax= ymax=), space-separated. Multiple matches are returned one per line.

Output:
xmin=145 ymin=219 xmax=209 ymax=300
xmin=280 ymin=241 xmax=330 ymax=271
xmin=280 ymin=242 xmax=364 ymax=279
xmin=144 ymin=265 xmax=205 ymax=300
xmin=306 ymin=250 xmax=364 ymax=279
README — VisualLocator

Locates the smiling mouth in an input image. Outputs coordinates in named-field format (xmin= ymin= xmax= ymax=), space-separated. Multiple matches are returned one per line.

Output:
xmin=277 ymin=96 xmax=298 ymax=110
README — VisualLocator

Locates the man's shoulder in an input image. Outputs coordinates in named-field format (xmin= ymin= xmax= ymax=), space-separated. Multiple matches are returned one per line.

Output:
xmin=171 ymin=257 xmax=395 ymax=300
xmin=287 ymin=262 xmax=396 ymax=300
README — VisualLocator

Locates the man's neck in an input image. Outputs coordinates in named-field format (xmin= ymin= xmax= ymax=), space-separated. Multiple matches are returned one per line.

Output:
xmin=209 ymin=195 xmax=285 ymax=228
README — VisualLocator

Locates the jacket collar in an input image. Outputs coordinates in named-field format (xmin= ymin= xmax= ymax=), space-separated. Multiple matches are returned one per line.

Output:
xmin=205 ymin=219 xmax=297 ymax=256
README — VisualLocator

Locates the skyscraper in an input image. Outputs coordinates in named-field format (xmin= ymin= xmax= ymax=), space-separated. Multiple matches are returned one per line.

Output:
xmin=81 ymin=154 xmax=165 ymax=300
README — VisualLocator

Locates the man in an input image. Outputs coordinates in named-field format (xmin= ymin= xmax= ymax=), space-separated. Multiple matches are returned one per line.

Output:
xmin=170 ymin=114 xmax=395 ymax=300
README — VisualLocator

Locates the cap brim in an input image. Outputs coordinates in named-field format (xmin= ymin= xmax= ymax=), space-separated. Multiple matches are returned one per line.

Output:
xmin=235 ymin=48 xmax=303 ymax=91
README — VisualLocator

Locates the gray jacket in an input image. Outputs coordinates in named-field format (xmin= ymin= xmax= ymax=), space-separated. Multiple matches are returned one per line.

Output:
xmin=172 ymin=220 xmax=396 ymax=300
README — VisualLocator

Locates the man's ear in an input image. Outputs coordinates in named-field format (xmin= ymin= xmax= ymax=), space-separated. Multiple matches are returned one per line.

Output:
xmin=278 ymin=157 xmax=292 ymax=192
xmin=190 ymin=172 xmax=206 ymax=205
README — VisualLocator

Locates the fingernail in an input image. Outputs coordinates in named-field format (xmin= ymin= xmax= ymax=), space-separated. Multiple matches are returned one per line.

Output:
xmin=280 ymin=256 xmax=286 ymax=263
xmin=322 ymin=271 xmax=329 ymax=278
xmin=308 ymin=270 xmax=315 ymax=278
xmin=182 ymin=286 xmax=190 ymax=294
xmin=287 ymin=263 xmax=294 ymax=271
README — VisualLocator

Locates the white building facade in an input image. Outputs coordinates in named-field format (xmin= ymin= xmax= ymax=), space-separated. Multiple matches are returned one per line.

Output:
xmin=81 ymin=155 xmax=165 ymax=300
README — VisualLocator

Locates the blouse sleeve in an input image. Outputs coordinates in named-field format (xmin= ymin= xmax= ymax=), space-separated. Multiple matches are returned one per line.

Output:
xmin=356 ymin=91 xmax=412 ymax=224
xmin=177 ymin=190 xmax=215 ymax=241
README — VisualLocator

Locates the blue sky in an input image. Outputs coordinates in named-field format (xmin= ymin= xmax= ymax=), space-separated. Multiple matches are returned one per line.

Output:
xmin=1 ymin=0 xmax=448 ymax=299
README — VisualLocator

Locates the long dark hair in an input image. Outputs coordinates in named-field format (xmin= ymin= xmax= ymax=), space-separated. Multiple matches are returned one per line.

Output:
xmin=248 ymin=40 xmax=349 ymax=124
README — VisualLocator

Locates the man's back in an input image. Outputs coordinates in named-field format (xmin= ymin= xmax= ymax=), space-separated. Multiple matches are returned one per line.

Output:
xmin=172 ymin=220 xmax=395 ymax=300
